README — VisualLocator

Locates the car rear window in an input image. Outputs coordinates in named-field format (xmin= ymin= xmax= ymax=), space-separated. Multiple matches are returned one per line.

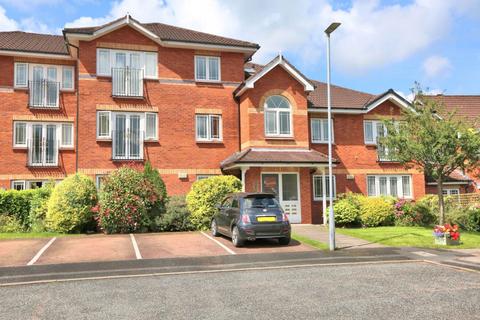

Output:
xmin=244 ymin=197 xmax=280 ymax=209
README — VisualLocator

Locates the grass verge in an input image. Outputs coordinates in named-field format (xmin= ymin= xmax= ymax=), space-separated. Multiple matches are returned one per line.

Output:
xmin=292 ymin=233 xmax=329 ymax=250
xmin=336 ymin=226 xmax=480 ymax=249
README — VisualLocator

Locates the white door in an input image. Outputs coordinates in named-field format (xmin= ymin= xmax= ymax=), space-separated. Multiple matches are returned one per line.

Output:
xmin=113 ymin=113 xmax=143 ymax=160
xmin=261 ymin=173 xmax=301 ymax=223
xmin=30 ymin=124 xmax=58 ymax=166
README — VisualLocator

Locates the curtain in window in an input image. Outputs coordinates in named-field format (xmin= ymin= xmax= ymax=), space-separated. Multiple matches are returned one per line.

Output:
xmin=195 ymin=57 xmax=207 ymax=80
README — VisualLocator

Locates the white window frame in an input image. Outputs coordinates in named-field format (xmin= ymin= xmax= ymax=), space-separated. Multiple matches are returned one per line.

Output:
xmin=13 ymin=122 xmax=27 ymax=148
xmin=194 ymin=55 xmax=221 ymax=82
xmin=195 ymin=114 xmax=222 ymax=142
xmin=363 ymin=120 xmax=386 ymax=145
xmin=196 ymin=174 xmax=218 ymax=181
xmin=96 ymin=48 xmax=158 ymax=79
xmin=313 ymin=175 xmax=336 ymax=201
xmin=14 ymin=62 xmax=28 ymax=88
xmin=60 ymin=123 xmax=74 ymax=149
xmin=264 ymin=96 xmax=293 ymax=138
xmin=11 ymin=180 xmax=26 ymax=190
xmin=145 ymin=112 xmax=158 ymax=141
xmin=443 ymin=188 xmax=460 ymax=196
xmin=366 ymin=175 xmax=413 ymax=199
xmin=311 ymin=118 xmax=334 ymax=144
xmin=96 ymin=174 xmax=107 ymax=189
xmin=97 ymin=111 xmax=112 ymax=140
xmin=14 ymin=62 xmax=74 ymax=91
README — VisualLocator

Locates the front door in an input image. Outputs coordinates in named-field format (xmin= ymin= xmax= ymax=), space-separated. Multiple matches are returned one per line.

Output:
xmin=261 ymin=173 xmax=301 ymax=223
xmin=113 ymin=113 xmax=143 ymax=160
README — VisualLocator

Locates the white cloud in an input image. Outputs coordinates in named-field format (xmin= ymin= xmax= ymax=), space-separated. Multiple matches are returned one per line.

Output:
xmin=422 ymin=55 xmax=452 ymax=78
xmin=62 ymin=0 xmax=479 ymax=75
xmin=0 ymin=5 xmax=18 ymax=30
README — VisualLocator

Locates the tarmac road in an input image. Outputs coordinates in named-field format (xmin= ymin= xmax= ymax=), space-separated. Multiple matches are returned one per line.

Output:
xmin=1 ymin=260 xmax=479 ymax=320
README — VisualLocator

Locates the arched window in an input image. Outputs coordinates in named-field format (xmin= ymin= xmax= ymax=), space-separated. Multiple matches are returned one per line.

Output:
xmin=264 ymin=95 xmax=292 ymax=136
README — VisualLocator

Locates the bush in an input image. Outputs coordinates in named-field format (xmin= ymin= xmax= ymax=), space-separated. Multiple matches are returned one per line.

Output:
xmin=28 ymin=182 xmax=55 ymax=232
xmin=143 ymin=161 xmax=168 ymax=221
xmin=153 ymin=195 xmax=194 ymax=232
xmin=0 ymin=215 xmax=23 ymax=233
xmin=446 ymin=206 xmax=480 ymax=232
xmin=46 ymin=174 xmax=98 ymax=233
xmin=0 ymin=189 xmax=32 ymax=230
xmin=358 ymin=196 xmax=395 ymax=227
xmin=329 ymin=193 xmax=361 ymax=227
xmin=98 ymin=167 xmax=157 ymax=233
xmin=186 ymin=175 xmax=242 ymax=230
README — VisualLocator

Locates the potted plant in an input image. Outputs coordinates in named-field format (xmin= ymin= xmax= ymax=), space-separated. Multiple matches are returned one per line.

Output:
xmin=433 ymin=224 xmax=460 ymax=245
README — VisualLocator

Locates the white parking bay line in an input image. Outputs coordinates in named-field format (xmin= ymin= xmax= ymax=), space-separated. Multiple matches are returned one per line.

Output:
xmin=200 ymin=231 xmax=236 ymax=255
xmin=412 ymin=251 xmax=438 ymax=257
xmin=27 ymin=237 xmax=56 ymax=266
xmin=130 ymin=234 xmax=143 ymax=260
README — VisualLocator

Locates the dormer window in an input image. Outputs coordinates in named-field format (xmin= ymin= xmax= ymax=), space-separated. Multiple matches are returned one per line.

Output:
xmin=264 ymin=95 xmax=292 ymax=137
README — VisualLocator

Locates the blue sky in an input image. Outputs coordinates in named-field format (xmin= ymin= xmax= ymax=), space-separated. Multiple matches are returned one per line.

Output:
xmin=0 ymin=0 xmax=479 ymax=98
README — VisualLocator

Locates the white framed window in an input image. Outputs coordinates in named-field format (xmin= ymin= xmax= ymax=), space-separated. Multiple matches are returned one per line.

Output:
xmin=364 ymin=120 xmax=386 ymax=145
xmin=97 ymin=111 xmax=111 ymax=139
xmin=145 ymin=112 xmax=158 ymax=141
xmin=264 ymin=95 xmax=292 ymax=137
xmin=13 ymin=122 xmax=27 ymax=147
xmin=366 ymin=175 xmax=412 ymax=198
xmin=195 ymin=56 xmax=220 ymax=82
xmin=96 ymin=48 xmax=158 ymax=79
xmin=11 ymin=180 xmax=25 ymax=191
xmin=62 ymin=66 xmax=74 ymax=90
xmin=14 ymin=63 xmax=28 ymax=88
xmin=196 ymin=174 xmax=218 ymax=181
xmin=311 ymin=118 xmax=333 ymax=143
xmin=15 ymin=63 xmax=74 ymax=91
xmin=313 ymin=175 xmax=336 ymax=201
xmin=61 ymin=123 xmax=74 ymax=148
xmin=196 ymin=114 xmax=222 ymax=142
xmin=442 ymin=188 xmax=460 ymax=196
xmin=96 ymin=174 xmax=107 ymax=189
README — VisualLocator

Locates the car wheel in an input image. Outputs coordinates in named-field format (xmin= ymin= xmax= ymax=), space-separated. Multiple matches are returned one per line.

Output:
xmin=211 ymin=219 xmax=219 ymax=237
xmin=231 ymin=226 xmax=244 ymax=247
xmin=278 ymin=236 xmax=290 ymax=246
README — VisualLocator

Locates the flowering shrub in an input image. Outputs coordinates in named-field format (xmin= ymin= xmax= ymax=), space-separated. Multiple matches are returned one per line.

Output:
xmin=98 ymin=167 xmax=158 ymax=233
xmin=358 ymin=196 xmax=395 ymax=227
xmin=433 ymin=223 xmax=460 ymax=240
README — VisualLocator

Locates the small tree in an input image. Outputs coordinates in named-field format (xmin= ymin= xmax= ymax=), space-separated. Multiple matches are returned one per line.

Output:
xmin=143 ymin=161 xmax=168 ymax=217
xmin=381 ymin=89 xmax=480 ymax=224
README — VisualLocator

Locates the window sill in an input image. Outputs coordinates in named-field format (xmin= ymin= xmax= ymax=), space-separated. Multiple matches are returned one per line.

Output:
xmin=196 ymin=140 xmax=224 ymax=144
xmin=14 ymin=87 xmax=28 ymax=91
xmin=13 ymin=146 xmax=27 ymax=150
xmin=97 ymin=138 xmax=112 ymax=142
xmin=265 ymin=136 xmax=295 ymax=141
xmin=311 ymin=141 xmax=335 ymax=145
xmin=195 ymin=79 xmax=222 ymax=84
xmin=60 ymin=147 xmax=75 ymax=151
xmin=144 ymin=139 xmax=158 ymax=143
xmin=313 ymin=197 xmax=337 ymax=202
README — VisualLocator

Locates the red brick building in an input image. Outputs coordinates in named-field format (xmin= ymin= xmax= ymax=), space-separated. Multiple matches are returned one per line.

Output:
xmin=0 ymin=15 xmax=427 ymax=223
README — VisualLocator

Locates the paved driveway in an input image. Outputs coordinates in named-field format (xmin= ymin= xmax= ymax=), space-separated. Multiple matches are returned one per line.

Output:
xmin=0 ymin=231 xmax=314 ymax=267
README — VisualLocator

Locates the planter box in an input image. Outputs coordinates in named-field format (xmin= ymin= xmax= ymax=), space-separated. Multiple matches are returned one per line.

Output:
xmin=434 ymin=236 xmax=460 ymax=246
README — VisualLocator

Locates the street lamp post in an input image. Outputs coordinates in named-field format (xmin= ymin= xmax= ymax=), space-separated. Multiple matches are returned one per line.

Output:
xmin=325 ymin=22 xmax=341 ymax=251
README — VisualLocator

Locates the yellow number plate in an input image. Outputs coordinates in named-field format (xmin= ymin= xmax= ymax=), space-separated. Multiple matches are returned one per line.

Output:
xmin=257 ymin=216 xmax=276 ymax=222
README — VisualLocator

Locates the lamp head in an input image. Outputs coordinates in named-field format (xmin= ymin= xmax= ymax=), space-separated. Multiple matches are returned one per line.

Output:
xmin=325 ymin=22 xmax=341 ymax=35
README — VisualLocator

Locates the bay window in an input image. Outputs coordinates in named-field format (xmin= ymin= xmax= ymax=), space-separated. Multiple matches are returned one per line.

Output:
xmin=196 ymin=114 xmax=222 ymax=142
xmin=195 ymin=56 xmax=220 ymax=81
xmin=311 ymin=118 xmax=333 ymax=143
xmin=264 ymin=95 xmax=292 ymax=137
xmin=367 ymin=175 xmax=412 ymax=198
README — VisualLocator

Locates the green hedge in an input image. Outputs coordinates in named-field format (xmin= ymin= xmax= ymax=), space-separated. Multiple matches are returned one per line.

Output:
xmin=153 ymin=195 xmax=194 ymax=232
xmin=186 ymin=175 xmax=241 ymax=230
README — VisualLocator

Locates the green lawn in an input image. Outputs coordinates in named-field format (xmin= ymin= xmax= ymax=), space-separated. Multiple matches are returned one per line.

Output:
xmin=0 ymin=232 xmax=81 ymax=240
xmin=292 ymin=233 xmax=329 ymax=250
xmin=336 ymin=226 xmax=480 ymax=249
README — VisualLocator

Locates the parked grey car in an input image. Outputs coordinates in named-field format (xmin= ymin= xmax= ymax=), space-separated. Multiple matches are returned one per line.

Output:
xmin=211 ymin=193 xmax=291 ymax=247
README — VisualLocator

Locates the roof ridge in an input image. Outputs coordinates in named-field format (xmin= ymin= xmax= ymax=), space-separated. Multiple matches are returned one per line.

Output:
xmin=309 ymin=79 xmax=374 ymax=96
xmin=0 ymin=30 xmax=63 ymax=37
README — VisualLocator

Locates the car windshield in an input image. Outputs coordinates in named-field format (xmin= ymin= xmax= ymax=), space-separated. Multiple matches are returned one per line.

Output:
xmin=244 ymin=197 xmax=280 ymax=209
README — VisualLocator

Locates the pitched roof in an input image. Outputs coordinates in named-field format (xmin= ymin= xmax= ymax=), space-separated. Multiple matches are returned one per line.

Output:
xmin=307 ymin=80 xmax=375 ymax=109
xmin=221 ymin=148 xmax=332 ymax=169
xmin=426 ymin=169 xmax=472 ymax=184
xmin=423 ymin=95 xmax=480 ymax=119
xmin=0 ymin=31 xmax=68 ymax=55
xmin=64 ymin=15 xmax=259 ymax=49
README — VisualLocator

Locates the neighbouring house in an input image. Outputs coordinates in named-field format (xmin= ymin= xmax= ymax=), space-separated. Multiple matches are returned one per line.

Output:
xmin=0 ymin=15 xmax=426 ymax=224
xmin=422 ymin=94 xmax=480 ymax=195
